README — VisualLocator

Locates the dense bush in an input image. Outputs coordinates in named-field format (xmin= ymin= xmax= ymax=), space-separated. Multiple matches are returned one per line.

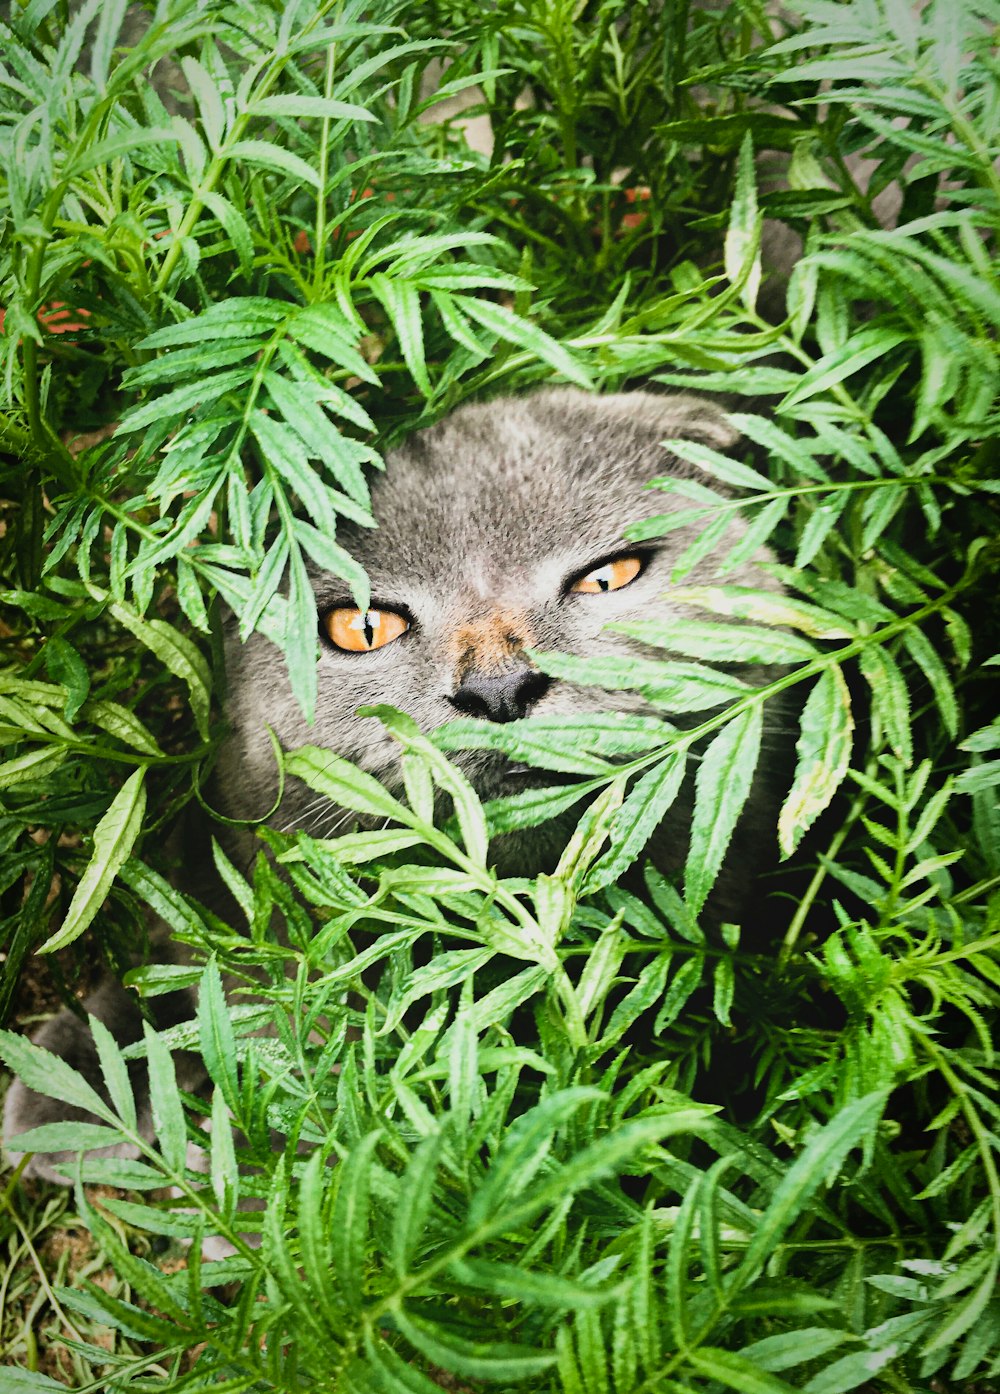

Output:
xmin=0 ymin=0 xmax=998 ymax=1388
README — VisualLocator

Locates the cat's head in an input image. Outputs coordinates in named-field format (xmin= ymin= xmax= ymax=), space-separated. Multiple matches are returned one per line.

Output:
xmin=219 ymin=389 xmax=779 ymax=858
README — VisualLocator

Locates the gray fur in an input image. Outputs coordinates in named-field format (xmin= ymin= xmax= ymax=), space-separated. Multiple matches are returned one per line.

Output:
xmin=220 ymin=390 xmax=784 ymax=867
xmin=5 ymin=388 xmax=787 ymax=1178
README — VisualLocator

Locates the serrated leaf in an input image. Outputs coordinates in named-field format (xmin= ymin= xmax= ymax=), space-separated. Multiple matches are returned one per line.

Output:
xmin=39 ymin=767 xmax=146 ymax=952
xmin=779 ymin=665 xmax=854 ymax=857
xmin=90 ymin=1015 xmax=137 ymax=1131
xmin=285 ymin=745 xmax=407 ymax=822
xmin=198 ymin=957 xmax=239 ymax=1110
xmin=454 ymin=293 xmax=593 ymax=388
xmin=80 ymin=699 xmax=164 ymax=755
xmin=690 ymin=1348 xmax=800 ymax=1394
xmin=902 ymin=625 xmax=958 ymax=737
xmin=116 ymin=367 xmax=254 ymax=434
xmin=449 ymin=1257 xmax=620 ymax=1307
xmin=224 ymin=138 xmax=321 ymax=188
xmin=252 ymin=94 xmax=378 ymax=122
xmin=391 ymin=1128 xmax=446 ymax=1276
xmin=616 ymin=617 xmax=815 ymax=664
xmin=102 ymin=594 xmax=212 ymax=738
xmin=0 ymin=747 xmax=69 ymax=790
xmin=584 ymin=755 xmax=686 ymax=894
xmin=43 ymin=636 xmax=89 ymax=721
xmin=144 ymin=1019 xmax=186 ymax=1174
xmin=208 ymin=1085 xmax=237 ymax=1223
xmin=669 ymin=585 xmax=853 ymax=639
xmin=780 ymin=328 xmax=908 ymax=409
xmin=737 ymin=1092 xmax=888 ymax=1286
xmin=859 ymin=645 xmax=912 ymax=765
xmin=332 ymin=1131 xmax=380 ymax=1313
xmin=0 ymin=1032 xmax=112 ymax=1131
xmin=1 ymin=1122 xmax=125 ymax=1153
xmin=395 ymin=1309 xmax=557 ymax=1380
xmin=468 ymin=1089 xmax=600 ymax=1230
xmin=369 ymin=273 xmax=430 ymax=397
xmin=298 ymin=1149 xmax=346 ymax=1340
xmin=364 ymin=705 xmax=489 ymax=865
xmin=724 ymin=132 xmax=762 ymax=310
xmin=685 ymin=705 xmax=763 ymax=916
xmin=654 ymin=955 xmax=704 ymax=1030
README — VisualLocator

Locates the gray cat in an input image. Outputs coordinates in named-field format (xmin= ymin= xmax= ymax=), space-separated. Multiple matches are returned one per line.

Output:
xmin=4 ymin=388 xmax=787 ymax=1179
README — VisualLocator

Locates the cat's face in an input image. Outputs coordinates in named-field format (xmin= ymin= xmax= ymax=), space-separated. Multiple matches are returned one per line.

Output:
xmin=220 ymin=390 xmax=780 ymax=860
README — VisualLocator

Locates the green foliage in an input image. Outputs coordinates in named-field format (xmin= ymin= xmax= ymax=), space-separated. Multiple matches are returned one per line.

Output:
xmin=1 ymin=0 xmax=999 ymax=1388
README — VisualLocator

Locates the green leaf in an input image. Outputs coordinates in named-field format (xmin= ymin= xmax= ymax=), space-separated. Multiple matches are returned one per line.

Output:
xmin=80 ymin=699 xmax=164 ymax=755
xmin=43 ymin=636 xmax=89 ymax=721
xmin=0 ymin=1031 xmax=112 ymax=1126
xmin=454 ymin=293 xmax=593 ymax=388
xmin=209 ymin=1085 xmax=238 ymax=1223
xmin=102 ymin=594 xmax=212 ymax=738
xmin=689 ymin=1348 xmax=800 ymax=1394
xmin=223 ymin=138 xmax=321 ymax=188
xmin=251 ymin=94 xmax=378 ymax=122
xmin=0 ymin=1369 xmax=87 ymax=1390
xmin=779 ymin=665 xmax=854 ymax=857
xmin=780 ymin=328 xmax=909 ymax=409
xmin=859 ymin=646 xmax=912 ymax=765
xmin=391 ymin=1128 xmax=446 ymax=1277
xmin=332 ymin=1131 xmax=381 ymax=1313
xmin=584 ymin=755 xmax=687 ymax=894
xmin=90 ymin=1015 xmax=137 ymax=1132
xmin=0 ymin=1122 xmax=126 ymax=1153
xmin=685 ymin=706 xmax=763 ymax=916
xmin=144 ymin=1019 xmax=186 ymax=1174
xmin=450 ymin=1257 xmax=621 ymax=1308
xmin=532 ymin=650 xmax=752 ymax=713
xmin=654 ymin=955 xmax=704 ymax=1030
xmin=616 ymin=617 xmax=815 ymax=664
xmin=468 ymin=1089 xmax=601 ymax=1230
xmin=660 ymin=439 xmax=771 ymax=493
xmin=394 ymin=1310 xmax=557 ymax=1380
xmin=737 ymin=1092 xmax=888 ymax=1287
xmin=116 ymin=367 xmax=254 ymax=434
xmin=364 ymin=705 xmax=489 ymax=865
xmin=369 ymin=274 xmax=431 ymax=397
xmin=298 ymin=1149 xmax=346 ymax=1340
xmin=39 ymin=767 xmax=147 ymax=953
xmin=902 ymin=625 xmax=958 ymax=737
xmin=198 ymin=958 xmax=239 ymax=1111
xmin=724 ymin=132 xmax=762 ymax=310
xmin=363 ymin=1332 xmax=452 ymax=1394
xmin=285 ymin=746 xmax=407 ymax=822
xmin=669 ymin=585 xmax=853 ymax=640
xmin=0 ymin=746 xmax=69 ymax=790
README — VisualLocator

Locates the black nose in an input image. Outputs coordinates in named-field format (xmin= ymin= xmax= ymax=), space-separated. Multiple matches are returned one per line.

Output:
xmin=449 ymin=666 xmax=550 ymax=723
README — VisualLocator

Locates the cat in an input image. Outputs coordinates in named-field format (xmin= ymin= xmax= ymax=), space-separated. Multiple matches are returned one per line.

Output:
xmin=4 ymin=388 xmax=789 ymax=1180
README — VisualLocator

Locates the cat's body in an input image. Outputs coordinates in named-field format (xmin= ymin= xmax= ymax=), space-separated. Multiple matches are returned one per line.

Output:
xmin=5 ymin=389 xmax=788 ymax=1179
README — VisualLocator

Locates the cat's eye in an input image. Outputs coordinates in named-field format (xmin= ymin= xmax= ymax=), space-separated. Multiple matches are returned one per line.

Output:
xmin=571 ymin=556 xmax=643 ymax=594
xmin=323 ymin=606 xmax=409 ymax=652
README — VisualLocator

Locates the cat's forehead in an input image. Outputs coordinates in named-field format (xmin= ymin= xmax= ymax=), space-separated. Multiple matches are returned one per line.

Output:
xmin=343 ymin=390 xmax=729 ymax=586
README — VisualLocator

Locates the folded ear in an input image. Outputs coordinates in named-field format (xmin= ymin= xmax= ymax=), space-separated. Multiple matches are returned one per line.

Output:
xmin=520 ymin=387 xmax=740 ymax=488
xmin=527 ymin=390 xmax=736 ymax=460
xmin=572 ymin=389 xmax=740 ymax=453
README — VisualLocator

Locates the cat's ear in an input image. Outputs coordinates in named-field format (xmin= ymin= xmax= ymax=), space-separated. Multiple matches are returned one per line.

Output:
xmin=581 ymin=390 xmax=739 ymax=453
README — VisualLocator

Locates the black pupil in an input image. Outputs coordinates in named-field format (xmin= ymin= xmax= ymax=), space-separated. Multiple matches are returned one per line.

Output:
xmin=363 ymin=613 xmax=375 ymax=646
xmin=598 ymin=574 xmax=610 ymax=591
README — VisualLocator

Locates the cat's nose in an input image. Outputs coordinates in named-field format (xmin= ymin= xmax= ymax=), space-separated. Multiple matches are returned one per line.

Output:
xmin=449 ymin=666 xmax=550 ymax=723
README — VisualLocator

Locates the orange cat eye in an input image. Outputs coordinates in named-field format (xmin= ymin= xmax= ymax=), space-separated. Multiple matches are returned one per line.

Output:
xmin=571 ymin=556 xmax=643 ymax=594
xmin=323 ymin=607 xmax=409 ymax=652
